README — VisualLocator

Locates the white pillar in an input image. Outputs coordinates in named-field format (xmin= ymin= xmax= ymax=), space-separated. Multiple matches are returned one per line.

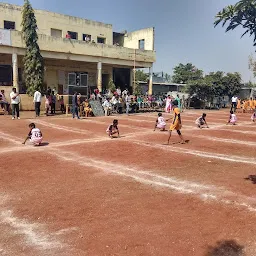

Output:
xmin=97 ymin=62 xmax=102 ymax=92
xmin=12 ymin=53 xmax=19 ymax=91
xmin=148 ymin=66 xmax=153 ymax=96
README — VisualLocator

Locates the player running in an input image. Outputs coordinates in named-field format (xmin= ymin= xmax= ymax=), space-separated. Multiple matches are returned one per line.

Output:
xmin=167 ymin=100 xmax=185 ymax=144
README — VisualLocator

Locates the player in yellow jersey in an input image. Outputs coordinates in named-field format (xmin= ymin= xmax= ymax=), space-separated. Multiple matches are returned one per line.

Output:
xmin=167 ymin=100 xmax=185 ymax=144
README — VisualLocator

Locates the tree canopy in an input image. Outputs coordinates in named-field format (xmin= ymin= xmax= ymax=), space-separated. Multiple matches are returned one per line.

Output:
xmin=22 ymin=0 xmax=44 ymax=95
xmin=172 ymin=63 xmax=203 ymax=84
xmin=185 ymin=70 xmax=242 ymax=100
xmin=135 ymin=70 xmax=149 ymax=82
xmin=214 ymin=0 xmax=256 ymax=47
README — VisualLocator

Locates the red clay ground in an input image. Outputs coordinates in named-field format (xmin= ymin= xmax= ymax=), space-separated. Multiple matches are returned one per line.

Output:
xmin=0 ymin=109 xmax=256 ymax=256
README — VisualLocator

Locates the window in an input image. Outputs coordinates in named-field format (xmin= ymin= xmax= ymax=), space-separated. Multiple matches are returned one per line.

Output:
xmin=67 ymin=31 xmax=78 ymax=40
xmin=51 ymin=28 xmax=62 ymax=38
xmin=83 ymin=34 xmax=91 ymax=42
xmin=68 ymin=73 xmax=76 ymax=86
xmin=139 ymin=39 xmax=145 ymax=50
xmin=97 ymin=37 xmax=106 ymax=44
xmin=80 ymin=73 xmax=88 ymax=87
xmin=4 ymin=21 xmax=15 ymax=30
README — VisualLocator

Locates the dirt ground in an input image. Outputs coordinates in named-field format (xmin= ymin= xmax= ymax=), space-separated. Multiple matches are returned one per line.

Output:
xmin=0 ymin=109 xmax=255 ymax=256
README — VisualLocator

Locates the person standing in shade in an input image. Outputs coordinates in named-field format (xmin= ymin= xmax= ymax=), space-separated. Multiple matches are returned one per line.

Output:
xmin=125 ymin=93 xmax=131 ymax=115
xmin=10 ymin=88 xmax=20 ymax=120
xmin=175 ymin=94 xmax=181 ymax=110
xmin=33 ymin=90 xmax=42 ymax=117
xmin=231 ymin=95 xmax=238 ymax=112
xmin=50 ymin=91 xmax=56 ymax=114
xmin=72 ymin=92 xmax=80 ymax=119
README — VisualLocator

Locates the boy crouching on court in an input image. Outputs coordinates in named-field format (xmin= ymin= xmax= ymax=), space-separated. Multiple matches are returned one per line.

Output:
xmin=23 ymin=123 xmax=43 ymax=146
xmin=106 ymin=119 xmax=120 ymax=138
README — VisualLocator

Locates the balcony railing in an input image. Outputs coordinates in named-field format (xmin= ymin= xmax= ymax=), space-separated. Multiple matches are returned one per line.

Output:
xmin=8 ymin=30 xmax=156 ymax=64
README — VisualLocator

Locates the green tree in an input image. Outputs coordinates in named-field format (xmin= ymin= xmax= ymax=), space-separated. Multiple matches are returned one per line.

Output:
xmin=186 ymin=77 xmax=213 ymax=101
xmin=214 ymin=0 xmax=256 ymax=47
xmin=186 ymin=71 xmax=242 ymax=100
xmin=172 ymin=63 xmax=203 ymax=84
xmin=107 ymin=79 xmax=116 ymax=92
xmin=22 ymin=0 xmax=44 ymax=95
xmin=222 ymin=72 xmax=242 ymax=97
xmin=135 ymin=70 xmax=149 ymax=82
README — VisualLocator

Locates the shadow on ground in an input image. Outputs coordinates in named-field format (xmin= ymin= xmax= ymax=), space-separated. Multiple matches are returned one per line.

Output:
xmin=205 ymin=240 xmax=244 ymax=256
xmin=244 ymin=175 xmax=256 ymax=184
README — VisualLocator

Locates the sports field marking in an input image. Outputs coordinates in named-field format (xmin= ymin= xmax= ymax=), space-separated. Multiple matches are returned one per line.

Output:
xmin=1 ymin=127 xmax=256 ymax=166
xmin=188 ymin=134 xmax=256 ymax=146
xmin=48 ymin=149 xmax=256 ymax=212
xmin=129 ymin=140 xmax=256 ymax=165
xmin=0 ymin=131 xmax=21 ymax=145
xmin=0 ymin=210 xmax=64 ymax=250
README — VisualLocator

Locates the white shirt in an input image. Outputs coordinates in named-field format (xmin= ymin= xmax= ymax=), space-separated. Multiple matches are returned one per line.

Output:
xmin=31 ymin=128 xmax=42 ymax=140
xmin=102 ymin=100 xmax=111 ymax=108
xmin=33 ymin=91 xmax=42 ymax=102
xmin=111 ymin=96 xmax=118 ymax=105
xmin=231 ymin=96 xmax=238 ymax=103
xmin=10 ymin=91 xmax=20 ymax=104
xmin=116 ymin=89 xmax=121 ymax=96
xmin=125 ymin=95 xmax=131 ymax=103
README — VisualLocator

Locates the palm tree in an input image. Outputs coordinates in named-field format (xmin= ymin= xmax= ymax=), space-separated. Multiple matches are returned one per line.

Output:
xmin=214 ymin=0 xmax=256 ymax=46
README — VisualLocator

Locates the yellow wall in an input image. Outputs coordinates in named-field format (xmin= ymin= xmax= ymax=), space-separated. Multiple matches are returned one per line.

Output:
xmin=8 ymin=30 xmax=155 ymax=66
xmin=124 ymin=28 xmax=154 ymax=51
xmin=0 ymin=3 xmax=113 ymax=44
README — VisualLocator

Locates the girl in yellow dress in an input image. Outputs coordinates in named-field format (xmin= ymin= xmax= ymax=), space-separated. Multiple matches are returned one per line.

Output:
xmin=167 ymin=100 xmax=185 ymax=144
xmin=84 ymin=100 xmax=92 ymax=117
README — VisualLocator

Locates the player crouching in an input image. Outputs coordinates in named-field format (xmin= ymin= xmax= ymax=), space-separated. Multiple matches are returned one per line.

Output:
xmin=195 ymin=113 xmax=209 ymax=129
xmin=22 ymin=123 xmax=43 ymax=146
xmin=106 ymin=119 xmax=120 ymax=138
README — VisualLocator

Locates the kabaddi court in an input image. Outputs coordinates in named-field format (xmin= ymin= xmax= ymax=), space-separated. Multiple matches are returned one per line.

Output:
xmin=0 ymin=109 xmax=255 ymax=256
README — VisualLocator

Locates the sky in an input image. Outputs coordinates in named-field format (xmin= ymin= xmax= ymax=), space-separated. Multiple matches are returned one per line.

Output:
xmin=3 ymin=0 xmax=256 ymax=82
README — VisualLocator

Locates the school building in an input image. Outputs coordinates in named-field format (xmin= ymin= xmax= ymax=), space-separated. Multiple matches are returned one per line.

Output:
xmin=0 ymin=3 xmax=155 ymax=110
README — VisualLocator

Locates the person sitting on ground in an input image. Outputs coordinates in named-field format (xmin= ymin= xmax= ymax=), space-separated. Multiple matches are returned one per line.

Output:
xmin=227 ymin=110 xmax=237 ymax=125
xmin=195 ymin=113 xmax=209 ymax=129
xmin=106 ymin=119 xmax=120 ymax=138
xmin=154 ymin=113 xmax=169 ymax=131
xmin=22 ymin=123 xmax=43 ymax=146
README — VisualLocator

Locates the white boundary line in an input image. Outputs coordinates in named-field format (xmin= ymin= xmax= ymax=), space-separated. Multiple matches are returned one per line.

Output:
xmin=48 ymin=148 xmax=256 ymax=213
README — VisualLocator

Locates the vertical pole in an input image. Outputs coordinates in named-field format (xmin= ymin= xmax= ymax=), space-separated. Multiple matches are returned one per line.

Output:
xmin=133 ymin=49 xmax=136 ymax=93
xmin=97 ymin=62 xmax=102 ymax=93
xmin=148 ymin=66 xmax=153 ymax=96
xmin=12 ymin=53 xmax=19 ymax=92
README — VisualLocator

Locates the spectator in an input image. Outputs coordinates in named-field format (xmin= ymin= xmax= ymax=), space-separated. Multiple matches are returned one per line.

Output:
xmin=59 ymin=96 xmax=65 ymax=114
xmin=102 ymin=98 xmax=112 ymax=116
xmin=10 ymin=88 xmax=20 ymax=120
xmin=72 ymin=92 xmax=80 ymax=119
xmin=51 ymin=91 xmax=56 ymax=114
xmin=66 ymin=32 xmax=71 ymax=39
xmin=231 ymin=95 xmax=238 ymax=112
xmin=45 ymin=95 xmax=50 ymax=116
xmin=33 ymin=89 xmax=42 ymax=117
xmin=0 ymin=90 xmax=9 ymax=113
xmin=116 ymin=87 xmax=121 ymax=97
xmin=125 ymin=93 xmax=131 ymax=115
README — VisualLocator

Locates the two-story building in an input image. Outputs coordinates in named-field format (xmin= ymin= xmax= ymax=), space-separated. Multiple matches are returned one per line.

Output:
xmin=0 ymin=3 xmax=155 ymax=109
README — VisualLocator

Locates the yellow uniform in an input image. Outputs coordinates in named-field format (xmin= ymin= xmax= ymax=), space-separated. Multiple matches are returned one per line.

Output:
xmin=169 ymin=107 xmax=182 ymax=131
xmin=237 ymin=99 xmax=241 ymax=109
xmin=249 ymin=99 xmax=254 ymax=110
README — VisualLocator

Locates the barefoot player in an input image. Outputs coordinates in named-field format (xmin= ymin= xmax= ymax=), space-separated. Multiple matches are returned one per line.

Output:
xmin=167 ymin=100 xmax=185 ymax=144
